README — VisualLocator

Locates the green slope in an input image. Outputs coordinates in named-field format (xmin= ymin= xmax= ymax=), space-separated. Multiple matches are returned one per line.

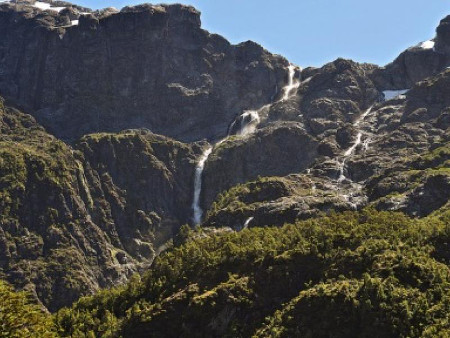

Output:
xmin=53 ymin=210 xmax=450 ymax=337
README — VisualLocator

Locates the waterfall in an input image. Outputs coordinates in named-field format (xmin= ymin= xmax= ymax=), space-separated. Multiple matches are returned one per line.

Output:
xmin=281 ymin=64 xmax=301 ymax=101
xmin=337 ymin=105 xmax=373 ymax=182
xmin=192 ymin=146 xmax=213 ymax=224
xmin=238 ymin=110 xmax=261 ymax=135
xmin=306 ymin=169 xmax=316 ymax=193
xmin=362 ymin=137 xmax=371 ymax=152
xmin=243 ymin=216 xmax=254 ymax=229
xmin=229 ymin=64 xmax=300 ymax=137
xmin=192 ymin=64 xmax=300 ymax=224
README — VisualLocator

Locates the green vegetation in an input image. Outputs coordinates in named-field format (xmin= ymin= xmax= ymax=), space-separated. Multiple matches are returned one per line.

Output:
xmin=78 ymin=129 xmax=192 ymax=158
xmin=0 ymin=99 xmax=109 ymax=311
xmin=207 ymin=176 xmax=307 ymax=220
xmin=51 ymin=210 xmax=449 ymax=337
xmin=0 ymin=280 xmax=56 ymax=337
xmin=0 ymin=99 xmax=76 ymax=223
xmin=368 ymin=141 xmax=450 ymax=216
xmin=0 ymin=98 xmax=200 ymax=312
xmin=412 ymin=142 xmax=450 ymax=170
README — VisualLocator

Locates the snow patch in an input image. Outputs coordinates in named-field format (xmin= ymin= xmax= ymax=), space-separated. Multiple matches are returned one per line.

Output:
xmin=50 ymin=6 xmax=65 ymax=12
xmin=383 ymin=89 xmax=408 ymax=101
xmin=419 ymin=40 xmax=435 ymax=50
xmin=33 ymin=1 xmax=51 ymax=10
xmin=32 ymin=1 xmax=65 ymax=12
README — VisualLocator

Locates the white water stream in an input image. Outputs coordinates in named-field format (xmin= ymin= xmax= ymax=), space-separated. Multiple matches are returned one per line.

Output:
xmin=337 ymin=105 xmax=373 ymax=183
xmin=243 ymin=216 xmax=254 ymax=229
xmin=237 ymin=109 xmax=262 ymax=136
xmin=281 ymin=65 xmax=301 ymax=101
xmin=192 ymin=146 xmax=213 ymax=224
xmin=192 ymin=64 xmax=301 ymax=224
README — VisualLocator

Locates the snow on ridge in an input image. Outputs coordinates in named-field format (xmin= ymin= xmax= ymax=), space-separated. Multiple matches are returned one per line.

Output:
xmin=32 ymin=1 xmax=66 ymax=12
xmin=419 ymin=40 xmax=435 ymax=50
xmin=33 ymin=1 xmax=51 ymax=10
xmin=50 ymin=6 xmax=65 ymax=12
xmin=383 ymin=89 xmax=409 ymax=101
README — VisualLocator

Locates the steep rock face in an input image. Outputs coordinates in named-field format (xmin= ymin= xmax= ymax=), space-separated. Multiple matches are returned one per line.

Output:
xmin=436 ymin=15 xmax=450 ymax=53
xmin=404 ymin=68 xmax=450 ymax=122
xmin=253 ymin=59 xmax=380 ymax=139
xmin=298 ymin=59 xmax=380 ymax=137
xmin=198 ymin=59 xmax=381 ymax=215
xmin=78 ymin=131 xmax=198 ymax=254
xmin=0 ymin=1 xmax=288 ymax=143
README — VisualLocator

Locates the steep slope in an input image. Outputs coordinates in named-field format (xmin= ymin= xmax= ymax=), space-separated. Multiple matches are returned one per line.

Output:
xmin=0 ymin=97 xmax=199 ymax=310
xmin=0 ymin=97 xmax=117 ymax=311
xmin=193 ymin=15 xmax=450 ymax=218
xmin=0 ymin=1 xmax=288 ymax=143
xmin=0 ymin=280 xmax=56 ymax=336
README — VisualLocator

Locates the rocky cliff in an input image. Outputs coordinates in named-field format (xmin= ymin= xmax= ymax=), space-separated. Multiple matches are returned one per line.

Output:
xmin=0 ymin=0 xmax=288 ymax=143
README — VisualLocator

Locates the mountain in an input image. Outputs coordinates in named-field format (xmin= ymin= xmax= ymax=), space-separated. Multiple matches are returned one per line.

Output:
xmin=0 ymin=2 xmax=287 ymax=143
xmin=0 ymin=0 xmax=448 ymax=336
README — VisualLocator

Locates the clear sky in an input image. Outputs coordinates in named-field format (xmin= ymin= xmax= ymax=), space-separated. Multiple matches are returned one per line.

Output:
xmin=75 ymin=0 xmax=449 ymax=68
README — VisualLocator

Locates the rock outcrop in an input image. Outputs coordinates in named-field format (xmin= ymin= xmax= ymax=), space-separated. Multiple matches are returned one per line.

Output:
xmin=202 ymin=123 xmax=319 ymax=208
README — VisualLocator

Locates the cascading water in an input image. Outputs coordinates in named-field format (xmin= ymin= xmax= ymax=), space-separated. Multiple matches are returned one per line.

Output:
xmin=192 ymin=146 xmax=212 ymax=224
xmin=238 ymin=110 xmax=261 ymax=135
xmin=306 ymin=169 xmax=316 ymax=193
xmin=281 ymin=64 xmax=301 ymax=101
xmin=229 ymin=65 xmax=301 ymax=137
xmin=362 ymin=137 xmax=371 ymax=152
xmin=191 ymin=64 xmax=301 ymax=224
xmin=337 ymin=105 xmax=373 ymax=183
xmin=243 ymin=216 xmax=254 ymax=229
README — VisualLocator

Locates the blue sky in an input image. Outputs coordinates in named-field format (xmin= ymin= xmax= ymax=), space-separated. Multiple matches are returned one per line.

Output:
xmin=76 ymin=0 xmax=449 ymax=67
